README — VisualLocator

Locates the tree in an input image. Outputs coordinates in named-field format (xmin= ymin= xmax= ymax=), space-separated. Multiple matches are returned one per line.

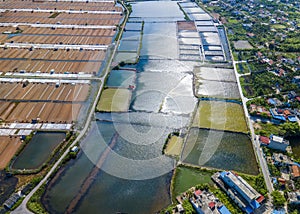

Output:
xmin=268 ymin=164 xmax=281 ymax=177
xmin=195 ymin=183 xmax=209 ymax=191
xmin=271 ymin=190 xmax=286 ymax=208
xmin=182 ymin=200 xmax=195 ymax=214
xmin=255 ymin=175 xmax=267 ymax=196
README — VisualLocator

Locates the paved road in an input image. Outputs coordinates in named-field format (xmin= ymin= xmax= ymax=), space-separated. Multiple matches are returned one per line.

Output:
xmin=12 ymin=2 xmax=128 ymax=213
xmin=232 ymin=60 xmax=274 ymax=193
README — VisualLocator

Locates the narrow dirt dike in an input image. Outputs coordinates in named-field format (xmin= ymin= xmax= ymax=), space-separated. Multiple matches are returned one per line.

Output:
xmin=65 ymin=132 xmax=119 ymax=214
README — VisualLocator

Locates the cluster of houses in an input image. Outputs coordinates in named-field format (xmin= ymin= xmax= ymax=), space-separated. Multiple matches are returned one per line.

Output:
xmin=212 ymin=171 xmax=265 ymax=214
xmin=190 ymin=189 xmax=231 ymax=214
xmin=259 ymin=134 xmax=300 ymax=206
xmin=206 ymin=0 xmax=300 ymax=29
xmin=205 ymin=0 xmax=300 ymax=78
xmin=249 ymin=95 xmax=300 ymax=124
xmin=173 ymin=186 xmax=231 ymax=214
xmin=256 ymin=51 xmax=300 ymax=75
xmin=259 ymin=134 xmax=290 ymax=151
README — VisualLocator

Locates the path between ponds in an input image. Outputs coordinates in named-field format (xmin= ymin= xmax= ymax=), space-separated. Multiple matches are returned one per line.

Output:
xmin=65 ymin=133 xmax=119 ymax=214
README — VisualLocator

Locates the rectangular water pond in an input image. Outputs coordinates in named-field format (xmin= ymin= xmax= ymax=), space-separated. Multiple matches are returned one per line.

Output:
xmin=121 ymin=31 xmax=141 ymax=41
xmin=114 ymin=52 xmax=138 ymax=64
xmin=106 ymin=69 xmax=136 ymax=88
xmin=118 ymin=40 xmax=139 ymax=52
xmin=125 ymin=22 xmax=143 ymax=31
xmin=12 ymin=132 xmax=66 ymax=170
xmin=181 ymin=128 xmax=259 ymax=175
xmin=196 ymin=80 xmax=240 ymax=99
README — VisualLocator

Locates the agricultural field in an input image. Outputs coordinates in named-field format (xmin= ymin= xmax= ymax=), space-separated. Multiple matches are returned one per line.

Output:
xmin=177 ymin=21 xmax=197 ymax=31
xmin=165 ymin=136 xmax=183 ymax=157
xmin=0 ymin=82 xmax=89 ymax=102
xmin=0 ymin=136 xmax=22 ymax=169
xmin=0 ymin=1 xmax=122 ymax=12
xmin=0 ymin=11 xmax=120 ymax=26
xmin=0 ymin=49 xmax=106 ymax=74
xmin=0 ymin=60 xmax=102 ymax=74
xmin=9 ymin=35 xmax=113 ymax=46
xmin=2 ymin=102 xmax=82 ymax=123
xmin=233 ymin=40 xmax=253 ymax=50
xmin=27 ymin=49 xmax=105 ymax=61
xmin=0 ymin=82 xmax=89 ymax=123
xmin=192 ymin=100 xmax=248 ymax=133
xmin=96 ymin=88 xmax=131 ymax=112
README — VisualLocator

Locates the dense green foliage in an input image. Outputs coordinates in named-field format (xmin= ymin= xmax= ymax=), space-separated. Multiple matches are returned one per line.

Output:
xmin=182 ymin=200 xmax=195 ymax=214
xmin=240 ymin=174 xmax=268 ymax=196
xmin=27 ymin=184 xmax=48 ymax=214
xmin=212 ymin=189 xmax=242 ymax=214
xmin=256 ymin=122 xmax=300 ymax=137
xmin=268 ymin=163 xmax=281 ymax=177
xmin=271 ymin=190 xmax=286 ymax=208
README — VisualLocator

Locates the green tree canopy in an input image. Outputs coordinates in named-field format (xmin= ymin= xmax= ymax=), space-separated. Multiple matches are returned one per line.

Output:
xmin=271 ymin=190 xmax=286 ymax=208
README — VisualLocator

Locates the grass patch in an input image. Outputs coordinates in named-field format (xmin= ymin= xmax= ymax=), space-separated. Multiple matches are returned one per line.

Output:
xmin=48 ymin=12 xmax=60 ymax=18
xmin=192 ymin=101 xmax=248 ymax=133
xmin=236 ymin=62 xmax=250 ymax=74
xmin=254 ymin=121 xmax=300 ymax=137
xmin=227 ymin=18 xmax=239 ymax=24
xmin=165 ymin=136 xmax=183 ymax=157
xmin=239 ymin=173 xmax=268 ymax=197
xmin=27 ymin=183 xmax=47 ymax=214
xmin=272 ymin=24 xmax=286 ymax=30
xmin=233 ymin=40 xmax=253 ymax=50
xmin=96 ymin=88 xmax=131 ymax=112
xmin=173 ymin=166 xmax=214 ymax=199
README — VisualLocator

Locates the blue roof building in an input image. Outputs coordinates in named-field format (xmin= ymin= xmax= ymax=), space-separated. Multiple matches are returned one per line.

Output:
xmin=269 ymin=134 xmax=289 ymax=151
xmin=214 ymin=171 xmax=265 ymax=214
xmin=270 ymin=109 xmax=286 ymax=122
xmin=288 ymin=115 xmax=297 ymax=122
xmin=218 ymin=205 xmax=231 ymax=214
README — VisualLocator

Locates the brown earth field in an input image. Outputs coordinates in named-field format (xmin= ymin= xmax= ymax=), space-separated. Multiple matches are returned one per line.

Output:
xmin=2 ymin=102 xmax=82 ymax=123
xmin=0 ymin=82 xmax=89 ymax=102
xmin=0 ymin=1 xmax=122 ymax=12
xmin=0 ymin=11 xmax=120 ymax=26
xmin=177 ymin=21 xmax=197 ymax=31
xmin=0 ymin=48 xmax=106 ymax=62
xmin=0 ymin=136 xmax=22 ymax=169
xmin=0 ymin=59 xmax=102 ymax=74
xmin=10 ymin=35 xmax=113 ymax=45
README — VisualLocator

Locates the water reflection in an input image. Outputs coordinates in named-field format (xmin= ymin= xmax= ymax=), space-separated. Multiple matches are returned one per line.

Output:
xmin=182 ymin=128 xmax=259 ymax=175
